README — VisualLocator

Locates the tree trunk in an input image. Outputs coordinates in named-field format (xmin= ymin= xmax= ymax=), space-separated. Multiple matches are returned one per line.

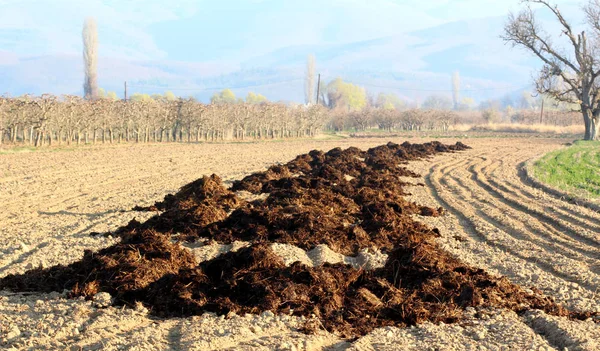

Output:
xmin=591 ymin=110 xmax=600 ymax=141
xmin=583 ymin=108 xmax=592 ymax=140
xmin=34 ymin=130 xmax=41 ymax=147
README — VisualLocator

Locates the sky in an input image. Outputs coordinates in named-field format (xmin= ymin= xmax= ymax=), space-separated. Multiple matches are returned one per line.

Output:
xmin=0 ymin=0 xmax=591 ymax=100
xmin=0 ymin=0 xmax=585 ymax=63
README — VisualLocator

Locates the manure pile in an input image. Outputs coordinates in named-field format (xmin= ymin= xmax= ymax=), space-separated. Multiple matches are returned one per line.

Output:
xmin=1 ymin=141 xmax=595 ymax=338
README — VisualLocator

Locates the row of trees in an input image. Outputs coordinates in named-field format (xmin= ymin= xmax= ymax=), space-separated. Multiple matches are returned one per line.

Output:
xmin=0 ymin=95 xmax=328 ymax=146
xmin=328 ymin=109 xmax=460 ymax=132
xmin=0 ymin=93 xmax=584 ymax=146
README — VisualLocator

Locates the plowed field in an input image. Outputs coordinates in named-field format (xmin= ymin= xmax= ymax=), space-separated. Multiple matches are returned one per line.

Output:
xmin=1 ymin=137 xmax=598 ymax=350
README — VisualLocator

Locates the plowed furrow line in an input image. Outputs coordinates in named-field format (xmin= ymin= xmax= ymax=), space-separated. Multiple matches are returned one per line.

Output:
xmin=484 ymin=153 xmax=600 ymax=235
xmin=423 ymin=168 xmax=486 ymax=244
xmin=466 ymin=151 xmax=600 ymax=250
xmin=489 ymin=174 xmax=600 ymax=235
xmin=441 ymin=172 xmax=599 ymax=288
xmin=455 ymin=172 xmax=600 ymax=266
xmin=424 ymin=166 xmax=595 ymax=308
xmin=430 ymin=157 xmax=599 ymax=292
xmin=428 ymin=163 xmax=599 ymax=300
xmin=469 ymin=162 xmax=600 ymax=252
xmin=451 ymin=159 xmax=600 ymax=261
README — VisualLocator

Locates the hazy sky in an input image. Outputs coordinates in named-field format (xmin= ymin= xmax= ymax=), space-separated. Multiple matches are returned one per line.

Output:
xmin=0 ymin=0 xmax=584 ymax=62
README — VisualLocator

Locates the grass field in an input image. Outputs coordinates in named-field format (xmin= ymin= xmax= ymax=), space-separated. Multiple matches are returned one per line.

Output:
xmin=534 ymin=140 xmax=600 ymax=200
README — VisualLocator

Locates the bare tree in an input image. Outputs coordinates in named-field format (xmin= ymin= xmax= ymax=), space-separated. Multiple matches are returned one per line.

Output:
xmin=503 ymin=0 xmax=600 ymax=140
xmin=30 ymin=94 xmax=58 ymax=147
xmin=451 ymin=71 xmax=460 ymax=110
xmin=82 ymin=17 xmax=99 ymax=100
xmin=304 ymin=54 xmax=316 ymax=105
xmin=348 ymin=108 xmax=372 ymax=131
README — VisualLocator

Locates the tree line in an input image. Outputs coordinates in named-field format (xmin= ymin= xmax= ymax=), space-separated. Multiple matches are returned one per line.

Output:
xmin=0 ymin=92 xmax=461 ymax=146
xmin=328 ymin=108 xmax=459 ymax=132
xmin=0 ymin=89 xmax=584 ymax=147
xmin=0 ymin=94 xmax=328 ymax=146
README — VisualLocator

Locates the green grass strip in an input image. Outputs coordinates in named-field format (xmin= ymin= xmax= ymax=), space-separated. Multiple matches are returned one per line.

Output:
xmin=533 ymin=141 xmax=600 ymax=200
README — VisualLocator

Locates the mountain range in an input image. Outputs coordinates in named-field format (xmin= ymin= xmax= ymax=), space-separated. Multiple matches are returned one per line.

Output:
xmin=0 ymin=15 xmax=543 ymax=103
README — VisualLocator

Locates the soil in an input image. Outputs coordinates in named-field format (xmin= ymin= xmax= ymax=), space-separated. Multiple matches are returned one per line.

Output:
xmin=0 ymin=230 xmax=196 ymax=302
xmin=125 ymin=174 xmax=244 ymax=235
xmin=1 ymin=141 xmax=596 ymax=340
xmin=1 ymin=137 xmax=600 ymax=350
xmin=113 ymin=142 xmax=463 ymax=256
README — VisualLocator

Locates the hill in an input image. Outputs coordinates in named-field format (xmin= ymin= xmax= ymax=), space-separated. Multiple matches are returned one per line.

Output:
xmin=0 ymin=16 xmax=537 ymax=102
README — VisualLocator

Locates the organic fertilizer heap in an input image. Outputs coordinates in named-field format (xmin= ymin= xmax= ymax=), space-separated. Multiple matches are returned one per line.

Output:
xmin=1 ymin=141 xmax=595 ymax=338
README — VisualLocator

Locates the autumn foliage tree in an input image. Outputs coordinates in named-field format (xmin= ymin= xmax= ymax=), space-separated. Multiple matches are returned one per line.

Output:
xmin=326 ymin=78 xmax=367 ymax=111
xmin=210 ymin=89 xmax=237 ymax=104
